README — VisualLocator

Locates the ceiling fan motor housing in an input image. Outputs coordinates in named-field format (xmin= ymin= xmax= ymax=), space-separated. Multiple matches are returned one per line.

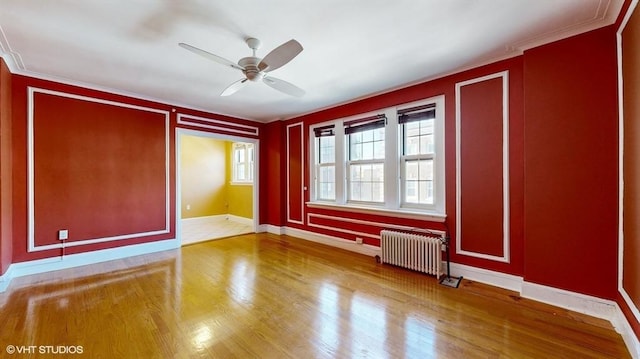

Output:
xmin=238 ymin=57 xmax=264 ymax=82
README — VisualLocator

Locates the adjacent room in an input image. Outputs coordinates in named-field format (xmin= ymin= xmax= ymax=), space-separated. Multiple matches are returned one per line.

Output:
xmin=0 ymin=1 xmax=639 ymax=357
xmin=179 ymin=132 xmax=255 ymax=245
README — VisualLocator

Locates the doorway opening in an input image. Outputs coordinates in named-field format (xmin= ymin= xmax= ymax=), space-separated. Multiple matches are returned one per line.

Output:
xmin=176 ymin=129 xmax=259 ymax=245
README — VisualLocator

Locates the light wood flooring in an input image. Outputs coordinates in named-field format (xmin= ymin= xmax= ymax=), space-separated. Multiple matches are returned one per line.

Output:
xmin=181 ymin=216 xmax=253 ymax=245
xmin=0 ymin=233 xmax=630 ymax=358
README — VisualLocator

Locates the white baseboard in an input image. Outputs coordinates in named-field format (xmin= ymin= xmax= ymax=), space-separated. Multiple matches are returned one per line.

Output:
xmin=520 ymin=282 xmax=617 ymax=321
xmin=264 ymin=224 xmax=283 ymax=235
xmin=613 ymin=303 xmax=640 ymax=358
xmin=227 ymin=214 xmax=253 ymax=227
xmin=0 ymin=265 xmax=15 ymax=292
xmin=181 ymin=214 xmax=227 ymax=224
xmin=0 ymin=238 xmax=179 ymax=293
xmin=182 ymin=214 xmax=253 ymax=227
xmin=449 ymin=262 xmax=524 ymax=292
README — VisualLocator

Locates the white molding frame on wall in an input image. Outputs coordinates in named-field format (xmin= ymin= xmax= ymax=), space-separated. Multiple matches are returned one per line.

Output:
xmin=286 ymin=122 xmax=305 ymax=225
xmin=307 ymin=212 xmax=446 ymax=241
xmin=455 ymin=71 xmax=510 ymax=263
xmin=176 ymin=113 xmax=259 ymax=136
xmin=27 ymin=87 xmax=171 ymax=252
xmin=617 ymin=0 xmax=640 ymax=329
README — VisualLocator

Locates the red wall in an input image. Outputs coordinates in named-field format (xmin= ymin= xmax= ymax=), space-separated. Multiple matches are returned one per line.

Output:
xmin=523 ymin=26 xmax=618 ymax=299
xmin=0 ymin=58 xmax=12 ymax=275
xmin=269 ymin=26 xmax=619 ymax=301
xmin=260 ymin=120 xmax=285 ymax=227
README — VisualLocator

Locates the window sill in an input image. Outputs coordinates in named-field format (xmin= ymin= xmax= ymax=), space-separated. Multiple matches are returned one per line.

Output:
xmin=306 ymin=201 xmax=447 ymax=222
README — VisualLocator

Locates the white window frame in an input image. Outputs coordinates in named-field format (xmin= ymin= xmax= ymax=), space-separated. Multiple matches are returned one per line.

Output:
xmin=316 ymin=134 xmax=336 ymax=201
xmin=346 ymin=119 xmax=386 ymax=204
xmin=231 ymin=142 xmax=254 ymax=185
xmin=308 ymin=95 xmax=445 ymax=219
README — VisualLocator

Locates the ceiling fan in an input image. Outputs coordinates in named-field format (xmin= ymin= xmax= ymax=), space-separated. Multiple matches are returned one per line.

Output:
xmin=179 ymin=38 xmax=305 ymax=97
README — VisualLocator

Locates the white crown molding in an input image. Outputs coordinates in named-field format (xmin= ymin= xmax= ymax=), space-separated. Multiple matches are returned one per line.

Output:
xmin=509 ymin=0 xmax=624 ymax=52
xmin=0 ymin=43 xmax=261 ymax=124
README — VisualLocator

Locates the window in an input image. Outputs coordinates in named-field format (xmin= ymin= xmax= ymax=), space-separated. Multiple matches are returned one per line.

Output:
xmin=232 ymin=142 xmax=254 ymax=184
xmin=400 ymin=104 xmax=436 ymax=207
xmin=346 ymin=115 xmax=386 ymax=203
xmin=309 ymin=96 xmax=445 ymax=216
xmin=315 ymin=125 xmax=336 ymax=200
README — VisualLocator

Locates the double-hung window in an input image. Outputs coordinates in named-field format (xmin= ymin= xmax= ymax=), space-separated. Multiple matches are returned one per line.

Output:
xmin=309 ymin=95 xmax=445 ymax=217
xmin=400 ymin=104 xmax=436 ymax=208
xmin=345 ymin=115 xmax=386 ymax=203
xmin=315 ymin=125 xmax=336 ymax=200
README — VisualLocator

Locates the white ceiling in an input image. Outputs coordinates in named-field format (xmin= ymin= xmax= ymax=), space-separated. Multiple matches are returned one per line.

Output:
xmin=0 ymin=0 xmax=623 ymax=122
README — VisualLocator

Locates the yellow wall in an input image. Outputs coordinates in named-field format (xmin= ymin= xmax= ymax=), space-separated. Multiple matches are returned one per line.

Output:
xmin=180 ymin=135 xmax=254 ymax=220
xmin=180 ymin=135 xmax=227 ymax=219
xmin=226 ymin=142 xmax=254 ymax=219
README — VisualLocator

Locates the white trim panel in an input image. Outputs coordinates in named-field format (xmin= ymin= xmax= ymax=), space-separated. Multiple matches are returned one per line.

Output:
xmin=27 ymin=87 xmax=171 ymax=252
xmin=286 ymin=122 xmax=305 ymax=225
xmin=617 ymin=0 xmax=640 ymax=331
xmin=307 ymin=212 xmax=446 ymax=241
xmin=177 ymin=113 xmax=259 ymax=136
xmin=455 ymin=71 xmax=510 ymax=263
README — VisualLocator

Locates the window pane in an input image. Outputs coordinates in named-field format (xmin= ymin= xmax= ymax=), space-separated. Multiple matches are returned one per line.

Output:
xmin=350 ymin=140 xmax=362 ymax=161
xmin=350 ymin=128 xmax=385 ymax=161
xmin=349 ymin=163 xmax=384 ymax=202
xmin=238 ymin=165 xmax=245 ymax=180
xmin=362 ymin=142 xmax=374 ymax=160
xmin=319 ymin=136 xmax=335 ymax=164
xmin=403 ymin=119 xmax=433 ymax=155
xmin=404 ymin=159 xmax=433 ymax=204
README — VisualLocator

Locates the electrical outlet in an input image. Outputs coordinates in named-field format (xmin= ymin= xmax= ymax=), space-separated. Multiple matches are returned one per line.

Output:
xmin=58 ymin=229 xmax=68 ymax=241
xmin=186 ymin=204 xmax=191 ymax=210
xmin=356 ymin=237 xmax=363 ymax=244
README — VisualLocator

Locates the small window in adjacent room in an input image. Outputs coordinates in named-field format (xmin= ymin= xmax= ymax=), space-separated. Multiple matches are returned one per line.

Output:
xmin=232 ymin=142 xmax=254 ymax=184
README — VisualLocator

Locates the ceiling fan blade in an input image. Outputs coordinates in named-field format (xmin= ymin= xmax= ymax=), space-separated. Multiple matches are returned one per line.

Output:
xmin=221 ymin=78 xmax=249 ymax=96
xmin=258 ymin=39 xmax=303 ymax=72
xmin=179 ymin=43 xmax=244 ymax=71
xmin=263 ymin=76 xmax=305 ymax=97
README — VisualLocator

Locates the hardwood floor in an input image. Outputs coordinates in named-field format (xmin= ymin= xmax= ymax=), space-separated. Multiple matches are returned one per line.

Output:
xmin=0 ymin=233 xmax=630 ymax=358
